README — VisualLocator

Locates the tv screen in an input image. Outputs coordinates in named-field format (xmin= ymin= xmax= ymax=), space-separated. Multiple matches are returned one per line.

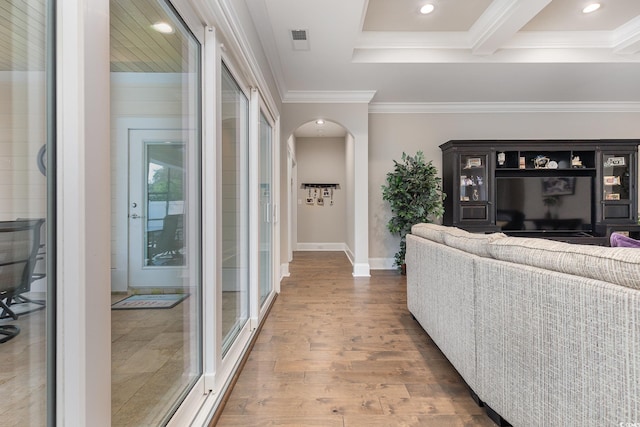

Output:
xmin=496 ymin=176 xmax=593 ymax=233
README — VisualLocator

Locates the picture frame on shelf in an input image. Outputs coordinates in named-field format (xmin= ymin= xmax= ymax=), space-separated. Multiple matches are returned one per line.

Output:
xmin=604 ymin=157 xmax=626 ymax=167
xmin=604 ymin=176 xmax=621 ymax=186
xmin=464 ymin=157 xmax=482 ymax=168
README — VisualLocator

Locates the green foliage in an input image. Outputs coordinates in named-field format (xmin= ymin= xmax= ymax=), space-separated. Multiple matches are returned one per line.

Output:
xmin=148 ymin=166 xmax=184 ymax=202
xmin=381 ymin=151 xmax=445 ymax=268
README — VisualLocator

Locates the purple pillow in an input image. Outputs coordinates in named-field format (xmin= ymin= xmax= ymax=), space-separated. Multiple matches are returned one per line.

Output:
xmin=610 ymin=232 xmax=640 ymax=248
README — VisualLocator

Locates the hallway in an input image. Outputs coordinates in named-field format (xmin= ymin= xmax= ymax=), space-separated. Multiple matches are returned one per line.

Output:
xmin=215 ymin=251 xmax=494 ymax=426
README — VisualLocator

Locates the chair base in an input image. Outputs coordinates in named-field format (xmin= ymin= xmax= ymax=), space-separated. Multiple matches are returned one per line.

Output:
xmin=0 ymin=296 xmax=45 ymax=320
xmin=0 ymin=325 xmax=20 ymax=343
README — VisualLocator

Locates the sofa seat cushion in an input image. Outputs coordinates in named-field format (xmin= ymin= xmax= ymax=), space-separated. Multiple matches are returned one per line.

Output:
xmin=488 ymin=237 xmax=640 ymax=290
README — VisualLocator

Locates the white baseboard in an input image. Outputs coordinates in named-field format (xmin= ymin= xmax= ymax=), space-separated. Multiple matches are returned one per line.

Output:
xmin=280 ymin=263 xmax=290 ymax=279
xmin=352 ymin=263 xmax=371 ymax=277
xmin=296 ymin=242 xmax=347 ymax=251
xmin=295 ymin=243 xmax=370 ymax=277
xmin=369 ymin=258 xmax=396 ymax=270
xmin=344 ymin=246 xmax=355 ymax=265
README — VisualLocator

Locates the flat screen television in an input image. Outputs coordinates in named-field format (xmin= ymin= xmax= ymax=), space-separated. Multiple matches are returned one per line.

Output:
xmin=496 ymin=176 xmax=593 ymax=233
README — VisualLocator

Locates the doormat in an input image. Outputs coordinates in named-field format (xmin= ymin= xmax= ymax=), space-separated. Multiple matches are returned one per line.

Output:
xmin=111 ymin=294 xmax=189 ymax=310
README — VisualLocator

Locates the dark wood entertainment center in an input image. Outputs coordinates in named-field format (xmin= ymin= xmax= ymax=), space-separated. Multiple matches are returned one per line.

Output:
xmin=440 ymin=140 xmax=640 ymax=244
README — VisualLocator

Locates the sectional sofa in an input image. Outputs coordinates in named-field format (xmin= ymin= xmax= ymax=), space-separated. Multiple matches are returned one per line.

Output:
xmin=406 ymin=223 xmax=640 ymax=427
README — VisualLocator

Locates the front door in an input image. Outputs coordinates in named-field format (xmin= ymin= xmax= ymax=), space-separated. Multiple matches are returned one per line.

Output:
xmin=128 ymin=129 xmax=186 ymax=288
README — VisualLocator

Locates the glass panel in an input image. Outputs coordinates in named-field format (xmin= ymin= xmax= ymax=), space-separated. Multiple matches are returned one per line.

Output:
xmin=603 ymin=153 xmax=630 ymax=201
xmin=110 ymin=1 xmax=201 ymax=425
xmin=0 ymin=0 xmax=53 ymax=425
xmin=146 ymin=143 xmax=185 ymax=266
xmin=460 ymin=155 xmax=487 ymax=202
xmin=259 ymin=112 xmax=273 ymax=306
xmin=221 ymin=65 xmax=249 ymax=356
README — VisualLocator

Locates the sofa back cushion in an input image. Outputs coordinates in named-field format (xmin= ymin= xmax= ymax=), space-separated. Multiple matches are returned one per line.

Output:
xmin=488 ymin=237 xmax=640 ymax=290
xmin=442 ymin=229 xmax=507 ymax=258
xmin=411 ymin=223 xmax=507 ymax=257
xmin=411 ymin=223 xmax=455 ymax=243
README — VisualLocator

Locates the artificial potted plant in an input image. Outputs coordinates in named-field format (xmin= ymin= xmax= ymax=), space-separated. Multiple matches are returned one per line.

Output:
xmin=382 ymin=151 xmax=445 ymax=273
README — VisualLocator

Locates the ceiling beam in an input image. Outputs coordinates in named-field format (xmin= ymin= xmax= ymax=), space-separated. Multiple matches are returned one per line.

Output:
xmin=469 ymin=0 xmax=552 ymax=56
xmin=613 ymin=16 xmax=640 ymax=55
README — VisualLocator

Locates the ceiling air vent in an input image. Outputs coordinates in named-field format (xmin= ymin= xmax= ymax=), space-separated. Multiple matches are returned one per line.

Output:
xmin=290 ymin=29 xmax=310 ymax=51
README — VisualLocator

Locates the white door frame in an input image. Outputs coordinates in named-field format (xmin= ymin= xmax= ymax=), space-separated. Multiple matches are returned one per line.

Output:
xmin=112 ymin=118 xmax=182 ymax=292
xmin=128 ymin=129 xmax=186 ymax=288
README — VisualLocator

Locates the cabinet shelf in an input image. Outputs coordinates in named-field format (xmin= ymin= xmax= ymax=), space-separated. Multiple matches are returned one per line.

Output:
xmin=496 ymin=167 xmax=597 ymax=172
xmin=440 ymin=139 xmax=639 ymax=236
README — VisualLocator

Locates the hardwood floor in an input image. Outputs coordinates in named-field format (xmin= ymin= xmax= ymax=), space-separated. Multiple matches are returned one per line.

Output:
xmin=215 ymin=251 xmax=494 ymax=427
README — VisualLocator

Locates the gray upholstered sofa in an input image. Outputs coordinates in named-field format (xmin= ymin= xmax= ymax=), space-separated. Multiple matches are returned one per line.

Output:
xmin=406 ymin=223 xmax=640 ymax=427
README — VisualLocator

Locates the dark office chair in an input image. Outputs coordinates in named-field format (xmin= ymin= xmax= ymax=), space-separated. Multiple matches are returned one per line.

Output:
xmin=0 ymin=220 xmax=45 ymax=334
xmin=149 ymin=214 xmax=184 ymax=266
xmin=14 ymin=218 xmax=46 ymax=303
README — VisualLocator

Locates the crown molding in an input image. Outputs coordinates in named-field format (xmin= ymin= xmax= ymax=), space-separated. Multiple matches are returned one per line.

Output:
xmin=283 ymin=90 xmax=377 ymax=103
xmin=369 ymin=102 xmax=640 ymax=114
xmin=215 ymin=0 xmax=281 ymax=117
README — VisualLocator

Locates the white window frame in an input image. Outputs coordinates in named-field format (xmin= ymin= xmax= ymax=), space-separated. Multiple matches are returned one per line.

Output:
xmin=56 ymin=0 xmax=280 ymax=423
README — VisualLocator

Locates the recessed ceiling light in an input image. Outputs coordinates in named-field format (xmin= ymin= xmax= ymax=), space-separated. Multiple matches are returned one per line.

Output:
xmin=582 ymin=3 xmax=601 ymax=14
xmin=420 ymin=4 xmax=435 ymax=15
xmin=316 ymin=119 xmax=325 ymax=125
xmin=151 ymin=22 xmax=174 ymax=34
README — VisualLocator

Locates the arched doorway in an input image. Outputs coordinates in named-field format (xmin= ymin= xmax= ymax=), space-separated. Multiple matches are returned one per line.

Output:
xmin=288 ymin=119 xmax=357 ymax=265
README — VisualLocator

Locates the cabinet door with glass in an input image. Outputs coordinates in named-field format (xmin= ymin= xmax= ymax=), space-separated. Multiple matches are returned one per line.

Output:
xmin=457 ymin=153 xmax=493 ymax=227
xmin=601 ymin=151 xmax=637 ymax=223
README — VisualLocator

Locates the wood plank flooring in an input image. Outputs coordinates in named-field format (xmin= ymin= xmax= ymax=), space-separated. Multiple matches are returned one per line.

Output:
xmin=215 ymin=251 xmax=494 ymax=427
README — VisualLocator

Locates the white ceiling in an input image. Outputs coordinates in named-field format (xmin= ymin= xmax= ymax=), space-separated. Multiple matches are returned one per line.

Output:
xmin=294 ymin=120 xmax=348 ymax=138
xmin=245 ymin=0 xmax=640 ymax=105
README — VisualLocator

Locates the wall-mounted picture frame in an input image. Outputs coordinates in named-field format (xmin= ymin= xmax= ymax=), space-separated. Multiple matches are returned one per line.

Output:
xmin=542 ymin=177 xmax=575 ymax=196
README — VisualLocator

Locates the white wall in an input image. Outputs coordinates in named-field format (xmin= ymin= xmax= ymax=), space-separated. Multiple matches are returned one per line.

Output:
xmin=280 ymin=102 xmax=370 ymax=275
xmin=0 ymin=73 xmax=47 ymax=221
xmin=369 ymin=111 xmax=640 ymax=263
xmin=110 ymin=73 xmax=184 ymax=290
xmin=345 ymin=133 xmax=355 ymax=260
xmin=296 ymin=137 xmax=346 ymax=247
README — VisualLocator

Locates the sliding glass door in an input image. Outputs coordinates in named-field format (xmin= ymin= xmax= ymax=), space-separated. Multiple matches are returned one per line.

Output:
xmin=220 ymin=64 xmax=250 ymax=356
xmin=0 ymin=0 xmax=55 ymax=425
xmin=110 ymin=0 xmax=202 ymax=424
xmin=259 ymin=112 xmax=274 ymax=306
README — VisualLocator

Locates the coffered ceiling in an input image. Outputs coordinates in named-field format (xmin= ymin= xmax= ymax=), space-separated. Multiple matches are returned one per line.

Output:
xmin=3 ymin=0 xmax=640 ymax=107
xmin=245 ymin=0 xmax=640 ymax=105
